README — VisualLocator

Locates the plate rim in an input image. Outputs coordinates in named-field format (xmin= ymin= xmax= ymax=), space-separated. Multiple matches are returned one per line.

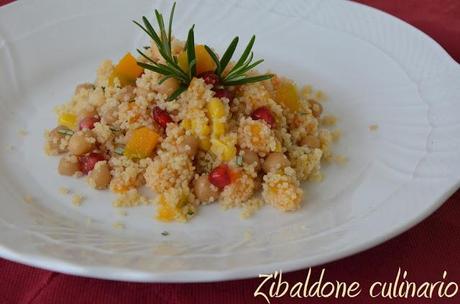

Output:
xmin=0 ymin=0 xmax=459 ymax=282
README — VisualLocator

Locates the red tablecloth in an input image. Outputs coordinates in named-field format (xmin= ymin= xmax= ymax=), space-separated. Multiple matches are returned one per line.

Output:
xmin=0 ymin=1 xmax=459 ymax=303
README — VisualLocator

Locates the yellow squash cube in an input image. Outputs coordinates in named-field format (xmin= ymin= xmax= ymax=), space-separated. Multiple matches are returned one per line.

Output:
xmin=207 ymin=98 xmax=226 ymax=137
xmin=210 ymin=138 xmax=236 ymax=161
xmin=58 ymin=113 xmax=77 ymax=130
xmin=208 ymin=98 xmax=225 ymax=119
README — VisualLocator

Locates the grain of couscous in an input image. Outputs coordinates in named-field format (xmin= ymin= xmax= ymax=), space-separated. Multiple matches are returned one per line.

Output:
xmin=44 ymin=4 xmax=339 ymax=222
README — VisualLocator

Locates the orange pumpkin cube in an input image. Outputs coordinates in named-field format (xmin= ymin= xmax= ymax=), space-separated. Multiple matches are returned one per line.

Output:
xmin=124 ymin=127 xmax=159 ymax=159
xmin=109 ymin=53 xmax=144 ymax=86
xmin=177 ymin=45 xmax=217 ymax=75
xmin=276 ymin=81 xmax=301 ymax=112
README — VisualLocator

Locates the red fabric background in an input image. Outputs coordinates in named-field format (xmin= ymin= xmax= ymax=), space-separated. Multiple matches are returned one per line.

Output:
xmin=0 ymin=0 xmax=459 ymax=303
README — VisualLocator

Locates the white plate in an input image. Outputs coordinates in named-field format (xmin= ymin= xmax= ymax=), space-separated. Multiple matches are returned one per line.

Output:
xmin=0 ymin=0 xmax=459 ymax=282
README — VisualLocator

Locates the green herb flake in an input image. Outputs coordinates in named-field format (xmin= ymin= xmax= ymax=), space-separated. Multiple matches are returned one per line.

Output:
xmin=114 ymin=146 xmax=125 ymax=155
xmin=161 ymin=231 xmax=169 ymax=236
xmin=187 ymin=210 xmax=194 ymax=216
xmin=236 ymin=155 xmax=244 ymax=167
xmin=57 ymin=129 xmax=74 ymax=136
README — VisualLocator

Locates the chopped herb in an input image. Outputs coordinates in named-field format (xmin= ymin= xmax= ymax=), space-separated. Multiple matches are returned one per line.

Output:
xmin=236 ymin=155 xmax=243 ymax=166
xmin=57 ymin=129 xmax=74 ymax=136
xmin=143 ymin=46 xmax=151 ymax=50
xmin=299 ymin=112 xmax=308 ymax=115
xmin=161 ymin=231 xmax=169 ymax=236
xmin=110 ymin=126 xmax=121 ymax=132
xmin=187 ymin=210 xmax=194 ymax=216
xmin=114 ymin=146 xmax=125 ymax=155
xmin=101 ymin=86 xmax=106 ymax=92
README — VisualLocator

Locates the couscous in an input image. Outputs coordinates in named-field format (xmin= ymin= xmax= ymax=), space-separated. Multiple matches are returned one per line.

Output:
xmin=44 ymin=4 xmax=338 ymax=222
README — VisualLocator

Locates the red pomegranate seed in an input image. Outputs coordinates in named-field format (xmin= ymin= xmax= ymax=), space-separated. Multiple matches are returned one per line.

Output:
xmin=79 ymin=116 xmax=100 ymax=130
xmin=199 ymin=72 xmax=220 ymax=86
xmin=79 ymin=152 xmax=106 ymax=174
xmin=208 ymin=164 xmax=232 ymax=189
xmin=251 ymin=106 xmax=275 ymax=128
xmin=152 ymin=106 xmax=173 ymax=128
xmin=213 ymin=88 xmax=234 ymax=103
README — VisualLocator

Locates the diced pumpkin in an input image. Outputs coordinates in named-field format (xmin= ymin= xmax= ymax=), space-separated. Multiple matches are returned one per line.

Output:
xmin=177 ymin=45 xmax=217 ymax=75
xmin=58 ymin=113 xmax=77 ymax=130
xmin=124 ymin=127 xmax=159 ymax=159
xmin=156 ymin=192 xmax=189 ymax=222
xmin=276 ymin=81 xmax=301 ymax=112
xmin=157 ymin=205 xmax=176 ymax=222
xmin=156 ymin=195 xmax=176 ymax=222
xmin=199 ymin=138 xmax=211 ymax=151
xmin=109 ymin=53 xmax=144 ymax=86
xmin=195 ymin=45 xmax=216 ymax=75
xmin=210 ymin=137 xmax=236 ymax=161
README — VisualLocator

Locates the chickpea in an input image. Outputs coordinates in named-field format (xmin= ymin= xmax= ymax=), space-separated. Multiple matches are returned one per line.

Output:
xmin=308 ymin=99 xmax=323 ymax=118
xmin=178 ymin=135 xmax=199 ymax=157
xmin=68 ymin=132 xmax=95 ymax=156
xmin=47 ymin=126 xmax=69 ymax=154
xmin=155 ymin=78 xmax=179 ymax=96
xmin=242 ymin=149 xmax=261 ymax=171
xmin=194 ymin=175 xmax=220 ymax=203
xmin=102 ymin=107 xmax=118 ymax=124
xmin=89 ymin=161 xmax=111 ymax=189
xmin=263 ymin=152 xmax=290 ymax=173
xmin=301 ymin=135 xmax=321 ymax=149
xmin=75 ymin=83 xmax=95 ymax=94
xmin=58 ymin=155 xmax=80 ymax=176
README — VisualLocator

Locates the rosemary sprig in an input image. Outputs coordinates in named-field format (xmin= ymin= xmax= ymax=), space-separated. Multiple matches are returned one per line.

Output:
xmin=133 ymin=3 xmax=273 ymax=100
xmin=205 ymin=36 xmax=273 ymax=86
xmin=133 ymin=3 xmax=190 ymax=100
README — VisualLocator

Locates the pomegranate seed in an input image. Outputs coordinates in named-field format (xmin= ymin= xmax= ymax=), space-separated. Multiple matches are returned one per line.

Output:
xmin=79 ymin=116 xmax=100 ymax=130
xmin=213 ymin=89 xmax=234 ymax=103
xmin=79 ymin=152 xmax=106 ymax=174
xmin=199 ymin=72 xmax=220 ymax=86
xmin=251 ymin=106 xmax=275 ymax=128
xmin=152 ymin=106 xmax=173 ymax=128
xmin=208 ymin=164 xmax=232 ymax=189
